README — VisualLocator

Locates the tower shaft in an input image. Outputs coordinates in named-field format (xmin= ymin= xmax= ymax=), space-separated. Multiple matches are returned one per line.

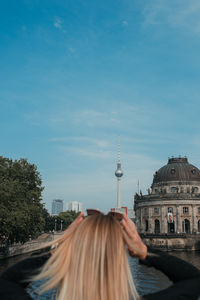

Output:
xmin=117 ymin=178 xmax=121 ymax=208
xmin=115 ymin=135 xmax=123 ymax=208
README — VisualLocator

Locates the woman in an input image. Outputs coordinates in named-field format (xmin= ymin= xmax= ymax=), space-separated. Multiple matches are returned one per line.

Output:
xmin=33 ymin=211 xmax=147 ymax=300
xmin=1 ymin=211 xmax=200 ymax=299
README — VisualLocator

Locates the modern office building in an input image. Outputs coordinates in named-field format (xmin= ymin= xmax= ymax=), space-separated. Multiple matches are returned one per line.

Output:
xmin=68 ymin=201 xmax=82 ymax=213
xmin=52 ymin=199 xmax=64 ymax=215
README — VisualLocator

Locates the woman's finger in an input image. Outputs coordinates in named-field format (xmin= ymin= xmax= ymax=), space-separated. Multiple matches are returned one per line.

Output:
xmin=121 ymin=219 xmax=134 ymax=238
xmin=121 ymin=214 xmax=147 ymax=260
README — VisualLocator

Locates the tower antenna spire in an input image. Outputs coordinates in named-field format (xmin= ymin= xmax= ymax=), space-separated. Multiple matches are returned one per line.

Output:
xmin=118 ymin=134 xmax=120 ymax=163
xmin=115 ymin=135 xmax=123 ymax=208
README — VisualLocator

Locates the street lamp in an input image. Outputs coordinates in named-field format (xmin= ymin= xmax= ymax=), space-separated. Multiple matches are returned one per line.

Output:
xmin=61 ymin=220 xmax=63 ymax=231
xmin=55 ymin=218 xmax=57 ymax=232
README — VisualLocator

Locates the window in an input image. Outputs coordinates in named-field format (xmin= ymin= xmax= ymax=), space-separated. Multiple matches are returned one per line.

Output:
xmin=154 ymin=219 xmax=160 ymax=234
xmin=168 ymin=207 xmax=173 ymax=213
xmin=168 ymin=222 xmax=175 ymax=233
xmin=182 ymin=219 xmax=190 ymax=233
xmin=198 ymin=207 xmax=200 ymax=214
xmin=193 ymin=187 xmax=198 ymax=193
xmin=171 ymin=168 xmax=176 ymax=174
xmin=145 ymin=220 xmax=149 ymax=232
xmin=144 ymin=208 xmax=148 ymax=215
xmin=154 ymin=189 xmax=158 ymax=193
xmin=171 ymin=187 xmax=177 ymax=193
xmin=191 ymin=169 xmax=196 ymax=175
xmin=183 ymin=207 xmax=189 ymax=214
xmin=198 ymin=220 xmax=200 ymax=232
xmin=154 ymin=207 xmax=159 ymax=214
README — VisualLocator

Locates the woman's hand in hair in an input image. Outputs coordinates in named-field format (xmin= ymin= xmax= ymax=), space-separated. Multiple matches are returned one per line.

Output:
xmin=121 ymin=214 xmax=147 ymax=260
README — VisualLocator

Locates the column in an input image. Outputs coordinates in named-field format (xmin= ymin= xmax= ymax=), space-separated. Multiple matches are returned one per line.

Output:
xmin=164 ymin=206 xmax=168 ymax=234
xmin=149 ymin=207 xmax=153 ymax=233
xmin=176 ymin=205 xmax=181 ymax=233
xmin=192 ymin=205 xmax=196 ymax=233
xmin=161 ymin=205 xmax=165 ymax=233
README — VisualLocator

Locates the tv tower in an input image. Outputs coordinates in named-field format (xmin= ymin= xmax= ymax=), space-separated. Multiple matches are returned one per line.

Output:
xmin=115 ymin=135 xmax=123 ymax=208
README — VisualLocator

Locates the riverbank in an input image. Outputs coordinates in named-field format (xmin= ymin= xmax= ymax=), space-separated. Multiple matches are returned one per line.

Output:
xmin=2 ymin=232 xmax=200 ymax=260
xmin=142 ymin=233 xmax=200 ymax=251
xmin=0 ymin=232 xmax=62 ymax=260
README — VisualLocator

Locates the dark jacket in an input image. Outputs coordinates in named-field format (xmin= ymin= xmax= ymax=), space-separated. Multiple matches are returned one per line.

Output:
xmin=0 ymin=251 xmax=50 ymax=300
xmin=141 ymin=249 xmax=200 ymax=300
xmin=0 ymin=249 xmax=200 ymax=299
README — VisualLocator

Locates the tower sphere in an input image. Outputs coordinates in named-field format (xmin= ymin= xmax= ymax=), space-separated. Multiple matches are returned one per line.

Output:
xmin=115 ymin=163 xmax=123 ymax=177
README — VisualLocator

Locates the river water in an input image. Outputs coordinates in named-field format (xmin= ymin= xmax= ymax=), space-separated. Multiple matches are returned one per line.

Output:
xmin=0 ymin=251 xmax=200 ymax=298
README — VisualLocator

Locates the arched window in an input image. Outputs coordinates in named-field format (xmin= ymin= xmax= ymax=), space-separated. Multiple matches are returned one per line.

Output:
xmin=154 ymin=219 xmax=160 ymax=234
xmin=168 ymin=207 xmax=173 ymax=213
xmin=191 ymin=168 xmax=196 ymax=175
xmin=171 ymin=168 xmax=176 ymax=174
xmin=182 ymin=219 xmax=190 ymax=233
xmin=171 ymin=187 xmax=177 ymax=193
xmin=145 ymin=220 xmax=149 ymax=232
xmin=198 ymin=220 xmax=200 ymax=232
xmin=168 ymin=222 xmax=175 ymax=233
xmin=154 ymin=207 xmax=159 ymax=214
xmin=183 ymin=207 xmax=189 ymax=214
xmin=193 ymin=187 xmax=199 ymax=193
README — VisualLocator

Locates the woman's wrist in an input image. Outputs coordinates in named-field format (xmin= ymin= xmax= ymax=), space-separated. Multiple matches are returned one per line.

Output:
xmin=128 ymin=243 xmax=147 ymax=260
xmin=139 ymin=244 xmax=147 ymax=260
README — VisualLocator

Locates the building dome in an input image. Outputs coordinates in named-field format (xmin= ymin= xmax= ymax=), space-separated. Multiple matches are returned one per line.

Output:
xmin=134 ymin=156 xmax=200 ymax=243
xmin=153 ymin=157 xmax=200 ymax=184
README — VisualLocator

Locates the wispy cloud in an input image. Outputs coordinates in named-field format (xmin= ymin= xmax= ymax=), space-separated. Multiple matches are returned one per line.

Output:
xmin=142 ymin=0 xmax=200 ymax=35
xmin=49 ymin=136 xmax=110 ymax=148
xmin=56 ymin=136 xmax=114 ymax=160
xmin=43 ymin=151 xmax=162 ymax=212
xmin=53 ymin=16 xmax=66 ymax=33
xmin=72 ymin=109 xmax=120 ymax=128
xmin=73 ymin=137 xmax=110 ymax=148
xmin=21 ymin=25 xmax=27 ymax=31
xmin=65 ymin=146 xmax=113 ymax=159
xmin=122 ymin=20 xmax=128 ymax=26
xmin=54 ymin=16 xmax=62 ymax=29
xmin=69 ymin=47 xmax=76 ymax=53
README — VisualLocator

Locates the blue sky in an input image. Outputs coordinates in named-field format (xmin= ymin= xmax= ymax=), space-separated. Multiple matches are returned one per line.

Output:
xmin=1 ymin=0 xmax=200 ymax=212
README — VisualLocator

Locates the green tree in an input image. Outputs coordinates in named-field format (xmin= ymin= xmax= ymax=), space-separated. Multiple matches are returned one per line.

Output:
xmin=59 ymin=211 xmax=79 ymax=230
xmin=42 ymin=208 xmax=55 ymax=232
xmin=42 ymin=210 xmax=80 ymax=232
xmin=0 ymin=156 xmax=45 ymax=243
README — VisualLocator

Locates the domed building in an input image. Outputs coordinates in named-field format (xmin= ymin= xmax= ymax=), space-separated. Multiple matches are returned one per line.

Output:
xmin=134 ymin=157 xmax=200 ymax=237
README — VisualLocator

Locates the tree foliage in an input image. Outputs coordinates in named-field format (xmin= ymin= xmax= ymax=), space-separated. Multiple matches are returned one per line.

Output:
xmin=59 ymin=211 xmax=79 ymax=230
xmin=0 ymin=156 xmax=80 ymax=244
xmin=43 ymin=210 xmax=79 ymax=232
xmin=0 ymin=156 xmax=45 ymax=243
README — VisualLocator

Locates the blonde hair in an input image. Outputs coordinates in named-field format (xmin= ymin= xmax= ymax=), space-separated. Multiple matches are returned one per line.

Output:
xmin=34 ymin=214 xmax=140 ymax=300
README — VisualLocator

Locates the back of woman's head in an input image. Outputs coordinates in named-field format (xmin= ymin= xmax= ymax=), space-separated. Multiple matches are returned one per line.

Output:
xmin=35 ymin=214 xmax=138 ymax=300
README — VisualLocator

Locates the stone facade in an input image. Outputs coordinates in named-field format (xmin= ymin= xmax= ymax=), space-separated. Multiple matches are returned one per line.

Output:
xmin=134 ymin=157 xmax=200 ymax=235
